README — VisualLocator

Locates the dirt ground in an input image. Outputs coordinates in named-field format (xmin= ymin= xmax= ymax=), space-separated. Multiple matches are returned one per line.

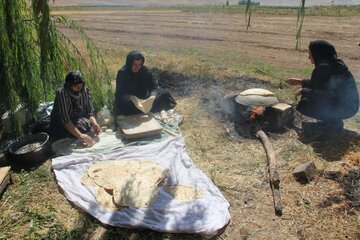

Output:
xmin=50 ymin=9 xmax=360 ymax=240
xmin=55 ymin=9 xmax=360 ymax=80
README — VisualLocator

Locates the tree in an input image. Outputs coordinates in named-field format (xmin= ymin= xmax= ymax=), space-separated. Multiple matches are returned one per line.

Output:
xmin=244 ymin=0 xmax=306 ymax=49
xmin=0 ymin=0 xmax=112 ymax=137
xmin=295 ymin=0 xmax=306 ymax=50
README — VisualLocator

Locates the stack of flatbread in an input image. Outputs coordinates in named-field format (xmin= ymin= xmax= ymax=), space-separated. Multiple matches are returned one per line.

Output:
xmin=81 ymin=160 xmax=169 ymax=210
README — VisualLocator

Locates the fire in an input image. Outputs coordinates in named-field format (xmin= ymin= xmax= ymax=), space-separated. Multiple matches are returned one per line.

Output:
xmin=250 ymin=106 xmax=265 ymax=120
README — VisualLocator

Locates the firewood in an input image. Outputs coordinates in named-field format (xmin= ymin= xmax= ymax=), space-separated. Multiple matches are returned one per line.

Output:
xmin=256 ymin=130 xmax=283 ymax=216
xmin=0 ymin=166 xmax=12 ymax=195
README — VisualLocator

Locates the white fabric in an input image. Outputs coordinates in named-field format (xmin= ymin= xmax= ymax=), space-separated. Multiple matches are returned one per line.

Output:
xmin=51 ymin=131 xmax=125 ymax=156
xmin=52 ymin=110 xmax=183 ymax=156
xmin=52 ymin=137 xmax=230 ymax=238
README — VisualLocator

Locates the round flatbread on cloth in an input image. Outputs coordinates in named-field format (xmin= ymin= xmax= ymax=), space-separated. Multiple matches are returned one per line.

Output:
xmin=82 ymin=159 xmax=169 ymax=208
xmin=87 ymin=160 xmax=142 ymax=178
xmin=86 ymin=160 xmax=140 ymax=189
xmin=95 ymin=187 xmax=124 ymax=211
xmin=164 ymin=185 xmax=205 ymax=202
xmin=92 ymin=162 xmax=141 ymax=190
xmin=113 ymin=165 xmax=169 ymax=208
xmin=113 ymin=175 xmax=160 ymax=208
xmin=80 ymin=172 xmax=96 ymax=186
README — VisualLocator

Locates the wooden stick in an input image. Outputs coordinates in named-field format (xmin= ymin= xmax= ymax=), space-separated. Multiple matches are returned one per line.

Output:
xmin=0 ymin=167 xmax=12 ymax=195
xmin=256 ymin=130 xmax=283 ymax=216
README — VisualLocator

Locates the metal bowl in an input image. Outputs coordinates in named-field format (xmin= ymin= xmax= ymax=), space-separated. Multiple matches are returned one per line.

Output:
xmin=6 ymin=132 xmax=52 ymax=167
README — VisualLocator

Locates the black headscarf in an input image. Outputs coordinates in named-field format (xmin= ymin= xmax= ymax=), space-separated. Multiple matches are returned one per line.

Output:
xmin=64 ymin=70 xmax=84 ymax=89
xmin=309 ymin=40 xmax=337 ymax=66
xmin=64 ymin=70 xmax=86 ymax=120
xmin=125 ymin=51 xmax=145 ymax=73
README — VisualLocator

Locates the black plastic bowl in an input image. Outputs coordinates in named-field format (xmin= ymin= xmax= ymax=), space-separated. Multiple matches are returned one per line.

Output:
xmin=6 ymin=132 xmax=52 ymax=167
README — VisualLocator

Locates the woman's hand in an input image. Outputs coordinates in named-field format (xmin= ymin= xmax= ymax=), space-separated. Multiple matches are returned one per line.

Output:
xmin=79 ymin=133 xmax=95 ymax=146
xmin=92 ymin=122 xmax=101 ymax=135
xmin=89 ymin=116 xmax=101 ymax=135
xmin=286 ymin=78 xmax=303 ymax=86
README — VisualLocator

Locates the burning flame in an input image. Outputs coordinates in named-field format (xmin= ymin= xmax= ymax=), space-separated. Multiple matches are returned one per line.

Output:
xmin=249 ymin=106 xmax=265 ymax=120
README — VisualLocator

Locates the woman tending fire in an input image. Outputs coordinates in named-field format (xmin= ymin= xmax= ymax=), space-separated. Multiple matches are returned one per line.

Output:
xmin=287 ymin=40 xmax=359 ymax=133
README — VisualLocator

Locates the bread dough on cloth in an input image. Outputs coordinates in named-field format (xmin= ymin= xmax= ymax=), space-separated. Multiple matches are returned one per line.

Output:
xmin=82 ymin=159 xmax=168 ymax=209
xmin=52 ymin=137 xmax=230 ymax=239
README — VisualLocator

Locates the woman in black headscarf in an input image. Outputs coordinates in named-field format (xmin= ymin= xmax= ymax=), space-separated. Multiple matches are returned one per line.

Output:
xmin=113 ymin=51 xmax=176 ymax=116
xmin=50 ymin=71 xmax=101 ymax=146
xmin=287 ymin=40 xmax=359 ymax=130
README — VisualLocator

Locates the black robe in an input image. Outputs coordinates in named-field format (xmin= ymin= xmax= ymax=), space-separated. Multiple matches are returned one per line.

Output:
xmin=297 ymin=59 xmax=359 ymax=121
xmin=113 ymin=51 xmax=176 ymax=116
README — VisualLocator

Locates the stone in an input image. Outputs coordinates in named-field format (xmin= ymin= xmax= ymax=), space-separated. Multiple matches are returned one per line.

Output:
xmin=293 ymin=161 xmax=317 ymax=183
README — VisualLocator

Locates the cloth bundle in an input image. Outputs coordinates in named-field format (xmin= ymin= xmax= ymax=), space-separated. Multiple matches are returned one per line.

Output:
xmin=52 ymin=137 xmax=230 ymax=238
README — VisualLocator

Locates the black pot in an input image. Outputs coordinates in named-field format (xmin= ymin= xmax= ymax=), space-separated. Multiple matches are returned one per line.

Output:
xmin=6 ymin=132 xmax=52 ymax=167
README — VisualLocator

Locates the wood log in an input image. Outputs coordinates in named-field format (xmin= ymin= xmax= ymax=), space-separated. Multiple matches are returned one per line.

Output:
xmin=256 ymin=130 xmax=283 ymax=216
xmin=0 ymin=166 xmax=12 ymax=195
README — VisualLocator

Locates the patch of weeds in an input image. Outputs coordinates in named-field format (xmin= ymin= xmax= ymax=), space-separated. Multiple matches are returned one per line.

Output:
xmin=25 ymin=208 xmax=55 ymax=237
xmin=45 ymin=223 xmax=69 ymax=240
xmin=40 ymin=216 xmax=95 ymax=240
xmin=296 ymin=66 xmax=312 ymax=75
xmin=17 ymin=169 xmax=30 ymax=184
xmin=33 ymin=165 xmax=53 ymax=183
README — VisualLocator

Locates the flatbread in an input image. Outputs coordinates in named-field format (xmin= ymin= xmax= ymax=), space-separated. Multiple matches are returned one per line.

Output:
xmin=113 ymin=175 xmax=160 ymax=208
xmin=137 ymin=164 xmax=169 ymax=186
xmin=239 ymin=88 xmax=275 ymax=96
xmin=92 ymin=161 xmax=142 ymax=190
xmin=164 ymin=185 xmax=205 ymax=202
xmin=95 ymin=187 xmax=123 ymax=211
xmin=129 ymin=95 xmax=156 ymax=113
xmin=87 ymin=160 xmax=123 ymax=179
xmin=82 ymin=159 xmax=169 ymax=209
xmin=80 ymin=172 xmax=96 ymax=186
xmin=113 ymin=165 xmax=169 ymax=208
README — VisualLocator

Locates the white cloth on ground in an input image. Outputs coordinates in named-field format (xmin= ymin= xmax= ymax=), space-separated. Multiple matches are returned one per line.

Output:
xmin=52 ymin=109 xmax=182 ymax=156
xmin=51 ymin=131 xmax=125 ymax=156
xmin=52 ymin=137 xmax=230 ymax=238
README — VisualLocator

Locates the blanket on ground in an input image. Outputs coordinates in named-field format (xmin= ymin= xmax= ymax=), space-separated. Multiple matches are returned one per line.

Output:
xmin=52 ymin=137 xmax=230 ymax=238
xmin=51 ymin=109 xmax=182 ymax=156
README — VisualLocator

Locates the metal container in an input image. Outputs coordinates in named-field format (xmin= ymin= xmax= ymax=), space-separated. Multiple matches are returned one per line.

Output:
xmin=6 ymin=133 xmax=52 ymax=167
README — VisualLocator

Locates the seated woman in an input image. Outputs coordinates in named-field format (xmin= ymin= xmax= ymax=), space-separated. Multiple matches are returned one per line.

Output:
xmin=49 ymin=71 xmax=101 ymax=146
xmin=113 ymin=50 xmax=176 ymax=116
xmin=287 ymin=40 xmax=359 ymax=131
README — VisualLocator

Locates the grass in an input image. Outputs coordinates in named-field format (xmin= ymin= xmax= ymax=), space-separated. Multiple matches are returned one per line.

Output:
xmin=101 ymin=46 xmax=311 ymax=86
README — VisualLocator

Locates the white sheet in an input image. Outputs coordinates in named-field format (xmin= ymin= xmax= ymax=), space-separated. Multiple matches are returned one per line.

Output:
xmin=52 ymin=137 xmax=230 ymax=238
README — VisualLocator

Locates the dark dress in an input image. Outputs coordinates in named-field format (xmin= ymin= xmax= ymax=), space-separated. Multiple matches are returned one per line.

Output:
xmin=113 ymin=51 xmax=176 ymax=116
xmin=297 ymin=41 xmax=359 ymax=123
